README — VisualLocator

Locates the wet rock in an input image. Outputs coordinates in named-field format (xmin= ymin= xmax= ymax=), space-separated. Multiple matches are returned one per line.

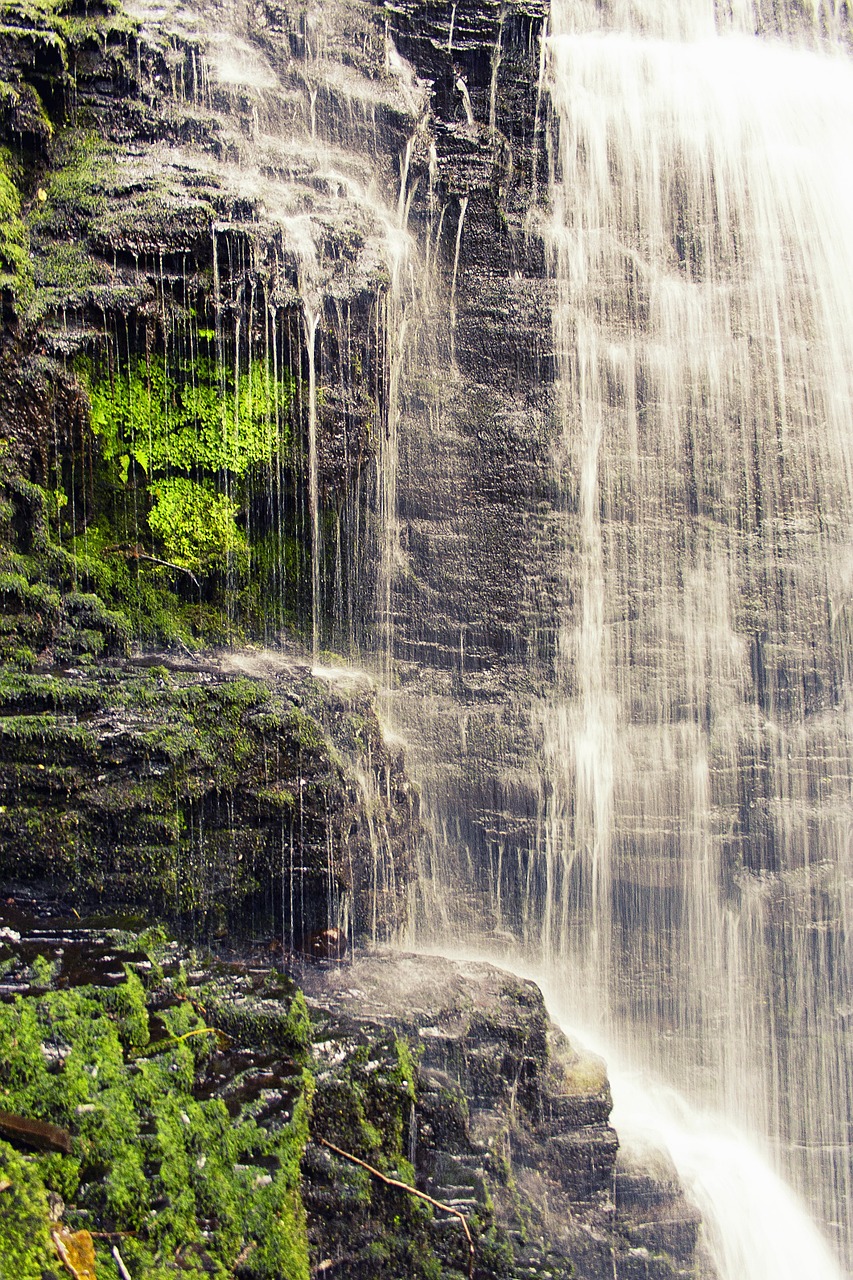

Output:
xmin=300 ymin=950 xmax=710 ymax=1280
xmin=0 ymin=653 xmax=418 ymax=943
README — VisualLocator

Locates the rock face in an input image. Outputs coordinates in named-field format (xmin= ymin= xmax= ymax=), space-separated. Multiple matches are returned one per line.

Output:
xmin=301 ymin=952 xmax=707 ymax=1280
xmin=0 ymin=0 xmax=424 ymax=656
xmin=0 ymin=0 xmax=427 ymax=942
xmin=379 ymin=0 xmax=565 ymax=927
xmin=0 ymin=0 xmax=719 ymax=1273
xmin=0 ymin=651 xmax=418 ymax=942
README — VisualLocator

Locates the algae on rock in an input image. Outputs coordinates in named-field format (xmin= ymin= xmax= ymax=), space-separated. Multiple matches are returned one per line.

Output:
xmin=0 ymin=657 xmax=418 ymax=944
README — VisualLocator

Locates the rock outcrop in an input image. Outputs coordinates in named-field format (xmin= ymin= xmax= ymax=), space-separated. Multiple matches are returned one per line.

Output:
xmin=0 ymin=651 xmax=418 ymax=941
xmin=0 ymin=0 xmax=427 ymax=942
xmin=301 ymin=951 xmax=707 ymax=1280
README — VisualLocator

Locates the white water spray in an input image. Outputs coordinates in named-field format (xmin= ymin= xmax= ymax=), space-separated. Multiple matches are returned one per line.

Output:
xmin=606 ymin=1061 xmax=845 ymax=1280
xmin=437 ymin=940 xmax=846 ymax=1280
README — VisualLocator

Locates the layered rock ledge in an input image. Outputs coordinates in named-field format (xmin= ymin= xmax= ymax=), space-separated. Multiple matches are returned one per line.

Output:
xmin=300 ymin=950 xmax=707 ymax=1280
xmin=0 ymin=905 xmax=708 ymax=1280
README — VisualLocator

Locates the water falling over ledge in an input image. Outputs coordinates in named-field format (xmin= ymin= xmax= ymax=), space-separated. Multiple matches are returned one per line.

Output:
xmin=391 ymin=0 xmax=853 ymax=1273
xmin=541 ymin=4 xmax=852 ymax=1267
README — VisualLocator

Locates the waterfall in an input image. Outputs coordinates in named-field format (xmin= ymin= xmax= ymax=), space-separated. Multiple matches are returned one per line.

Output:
xmin=99 ymin=0 xmax=852 ymax=1268
xmin=528 ymin=0 xmax=853 ymax=1270
xmin=125 ymin=0 xmax=421 ymax=655
xmin=390 ymin=0 xmax=853 ymax=1274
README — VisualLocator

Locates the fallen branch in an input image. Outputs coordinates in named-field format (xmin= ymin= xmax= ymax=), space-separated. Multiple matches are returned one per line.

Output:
xmin=315 ymin=1136 xmax=475 ymax=1280
xmin=0 ymin=1109 xmax=72 ymax=1154
xmin=104 ymin=545 xmax=200 ymax=589
xmin=132 ymin=1025 xmax=227 ymax=1059
xmin=112 ymin=1244 xmax=133 ymax=1280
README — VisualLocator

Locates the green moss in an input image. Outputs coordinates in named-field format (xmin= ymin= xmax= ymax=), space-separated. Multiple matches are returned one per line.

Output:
xmin=148 ymin=477 xmax=247 ymax=573
xmin=34 ymin=239 xmax=110 ymax=291
xmin=104 ymin=967 xmax=150 ymax=1050
xmin=34 ymin=350 xmax=300 ymax=624
xmin=0 ymin=668 xmax=109 ymax=713
xmin=29 ymin=129 xmax=110 ymax=227
xmin=0 ymin=712 xmax=96 ymax=751
xmin=0 ymin=659 xmax=367 ymax=923
xmin=0 ymin=1140 xmax=55 ymax=1280
xmin=0 ymin=154 xmax=33 ymax=311
xmin=0 ymin=951 xmax=312 ymax=1280
xmin=287 ymin=705 xmax=331 ymax=753
xmin=308 ymin=1031 xmax=447 ymax=1280
xmin=87 ymin=354 xmax=293 ymax=480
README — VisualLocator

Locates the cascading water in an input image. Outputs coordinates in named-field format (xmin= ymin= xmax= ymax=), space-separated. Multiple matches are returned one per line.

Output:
xmin=125 ymin=0 xmax=424 ymax=658
xmin=172 ymin=0 xmax=853 ymax=1265
xmin=402 ymin=0 xmax=853 ymax=1273
xmin=388 ymin=0 xmax=853 ymax=1275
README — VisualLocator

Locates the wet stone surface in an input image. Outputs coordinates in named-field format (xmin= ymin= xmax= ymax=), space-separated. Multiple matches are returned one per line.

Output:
xmin=0 ymin=903 xmax=710 ymax=1279
xmin=299 ymin=950 xmax=709 ymax=1280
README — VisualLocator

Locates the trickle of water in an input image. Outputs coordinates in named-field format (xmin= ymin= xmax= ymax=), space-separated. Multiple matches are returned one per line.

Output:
xmin=449 ymin=196 xmax=468 ymax=353
xmin=304 ymin=304 xmax=321 ymax=655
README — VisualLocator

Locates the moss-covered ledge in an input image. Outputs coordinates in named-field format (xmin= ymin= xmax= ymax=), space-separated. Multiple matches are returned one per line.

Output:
xmin=0 ymin=911 xmax=518 ymax=1280
xmin=0 ymin=654 xmax=418 ymax=946
xmin=0 ymin=917 xmax=315 ymax=1280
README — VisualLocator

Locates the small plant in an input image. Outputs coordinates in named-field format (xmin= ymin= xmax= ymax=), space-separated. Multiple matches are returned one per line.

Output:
xmin=0 ymin=154 xmax=33 ymax=311
xmin=84 ymin=353 xmax=295 ymax=576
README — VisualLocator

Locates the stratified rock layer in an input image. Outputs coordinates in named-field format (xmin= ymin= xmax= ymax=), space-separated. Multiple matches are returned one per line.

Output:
xmin=0 ymin=652 xmax=417 ymax=942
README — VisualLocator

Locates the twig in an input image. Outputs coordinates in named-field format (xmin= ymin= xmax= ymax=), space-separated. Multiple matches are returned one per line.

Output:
xmin=132 ymin=1025 xmax=225 ymax=1059
xmin=230 ymin=1240 xmax=256 ymax=1275
xmin=0 ymin=1109 xmax=72 ymax=1154
xmin=315 ymin=1136 xmax=475 ymax=1280
xmin=104 ymin=545 xmax=200 ymax=589
xmin=112 ymin=1244 xmax=133 ymax=1280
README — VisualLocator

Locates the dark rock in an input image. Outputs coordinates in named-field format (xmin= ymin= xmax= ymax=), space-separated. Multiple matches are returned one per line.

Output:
xmin=0 ymin=653 xmax=419 ymax=943
xmin=300 ymin=950 xmax=711 ymax=1280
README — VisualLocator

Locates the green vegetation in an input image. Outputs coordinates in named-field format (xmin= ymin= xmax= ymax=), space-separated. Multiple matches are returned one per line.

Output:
xmin=147 ymin=478 xmax=246 ymax=573
xmin=0 ymin=152 xmax=33 ymax=311
xmin=88 ymin=356 xmax=293 ymax=480
xmin=83 ymin=353 xmax=294 ymax=576
xmin=27 ymin=128 xmax=114 ymax=315
xmin=308 ymin=1033 xmax=442 ymax=1280
xmin=0 ymin=346 xmax=301 ymax=652
xmin=0 ymin=1140 xmax=56 ymax=1280
xmin=0 ymin=0 xmax=136 ymax=65
xmin=0 ymin=661 xmax=354 ymax=921
xmin=0 ymin=941 xmax=312 ymax=1280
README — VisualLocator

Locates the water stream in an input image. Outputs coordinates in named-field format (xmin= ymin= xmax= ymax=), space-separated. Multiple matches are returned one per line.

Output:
xmin=396 ymin=0 xmax=853 ymax=1273
xmin=520 ymin=0 xmax=853 ymax=1270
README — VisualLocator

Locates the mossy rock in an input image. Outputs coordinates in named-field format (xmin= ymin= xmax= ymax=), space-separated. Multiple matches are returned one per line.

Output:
xmin=0 ymin=1140 xmax=56 ymax=1280
xmin=0 ymin=927 xmax=313 ymax=1280
xmin=0 ymin=659 xmax=416 ymax=943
